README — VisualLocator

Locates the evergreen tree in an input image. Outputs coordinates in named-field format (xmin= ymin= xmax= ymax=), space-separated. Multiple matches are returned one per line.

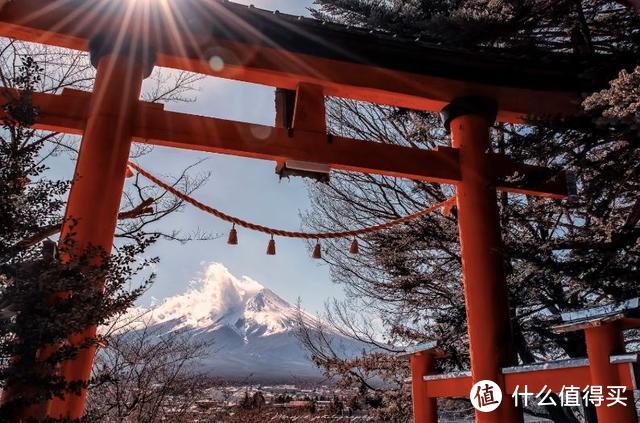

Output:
xmin=299 ymin=1 xmax=640 ymax=421
xmin=0 ymin=36 xmax=206 ymax=420
xmin=0 ymin=56 xmax=155 ymax=419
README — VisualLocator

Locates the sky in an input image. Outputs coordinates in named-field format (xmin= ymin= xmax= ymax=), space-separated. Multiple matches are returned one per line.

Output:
xmin=127 ymin=0 xmax=342 ymax=315
xmin=41 ymin=0 xmax=336 ymax=315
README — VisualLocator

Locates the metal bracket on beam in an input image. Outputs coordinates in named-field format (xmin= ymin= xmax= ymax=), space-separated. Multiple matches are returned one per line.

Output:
xmin=89 ymin=34 xmax=156 ymax=78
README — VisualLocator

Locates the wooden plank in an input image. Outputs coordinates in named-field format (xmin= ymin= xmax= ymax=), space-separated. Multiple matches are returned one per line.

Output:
xmin=504 ymin=365 xmax=592 ymax=393
xmin=133 ymin=105 xmax=462 ymax=184
xmin=0 ymin=0 xmax=585 ymax=123
xmin=0 ymin=88 xmax=87 ymax=135
xmin=424 ymin=374 xmax=472 ymax=398
xmin=0 ymin=88 xmax=569 ymax=197
xmin=420 ymin=361 xmax=637 ymax=398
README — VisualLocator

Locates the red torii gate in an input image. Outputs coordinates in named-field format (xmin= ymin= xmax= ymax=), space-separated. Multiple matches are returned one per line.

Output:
xmin=404 ymin=299 xmax=640 ymax=423
xmin=0 ymin=0 xmax=626 ymax=421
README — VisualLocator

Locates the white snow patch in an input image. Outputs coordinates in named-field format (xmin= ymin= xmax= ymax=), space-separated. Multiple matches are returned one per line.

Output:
xmin=121 ymin=263 xmax=315 ymax=338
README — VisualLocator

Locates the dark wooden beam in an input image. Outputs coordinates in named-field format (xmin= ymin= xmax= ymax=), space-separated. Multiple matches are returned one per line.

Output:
xmin=1 ymin=88 xmax=569 ymax=198
xmin=0 ymin=0 xmax=592 ymax=123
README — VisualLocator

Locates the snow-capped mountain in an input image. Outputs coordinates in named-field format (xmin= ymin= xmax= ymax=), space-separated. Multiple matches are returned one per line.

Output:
xmin=127 ymin=263 xmax=359 ymax=382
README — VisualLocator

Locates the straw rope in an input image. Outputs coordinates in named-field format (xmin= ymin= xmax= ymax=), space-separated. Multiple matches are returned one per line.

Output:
xmin=128 ymin=162 xmax=455 ymax=240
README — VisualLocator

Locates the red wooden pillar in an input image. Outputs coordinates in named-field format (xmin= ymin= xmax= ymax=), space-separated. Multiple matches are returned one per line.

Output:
xmin=442 ymin=98 xmax=520 ymax=423
xmin=584 ymin=323 xmax=637 ymax=423
xmin=411 ymin=352 xmax=438 ymax=423
xmin=46 ymin=35 xmax=154 ymax=419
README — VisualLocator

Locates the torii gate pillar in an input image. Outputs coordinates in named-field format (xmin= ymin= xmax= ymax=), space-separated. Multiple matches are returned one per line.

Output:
xmin=46 ymin=36 xmax=155 ymax=419
xmin=410 ymin=350 xmax=439 ymax=423
xmin=584 ymin=323 xmax=637 ymax=422
xmin=443 ymin=98 xmax=520 ymax=422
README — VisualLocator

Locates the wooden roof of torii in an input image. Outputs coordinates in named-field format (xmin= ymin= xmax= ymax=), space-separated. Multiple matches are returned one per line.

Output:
xmin=0 ymin=0 xmax=617 ymax=122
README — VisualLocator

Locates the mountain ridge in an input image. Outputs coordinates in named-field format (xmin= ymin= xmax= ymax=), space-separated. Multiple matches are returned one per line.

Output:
xmin=124 ymin=263 xmax=358 ymax=382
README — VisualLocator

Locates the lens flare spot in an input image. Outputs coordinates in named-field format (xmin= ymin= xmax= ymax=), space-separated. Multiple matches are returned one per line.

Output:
xmin=209 ymin=56 xmax=225 ymax=72
xmin=249 ymin=125 xmax=272 ymax=140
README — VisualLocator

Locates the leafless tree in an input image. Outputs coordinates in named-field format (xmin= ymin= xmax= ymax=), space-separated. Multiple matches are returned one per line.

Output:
xmin=299 ymin=80 xmax=640 ymax=421
xmin=0 ymin=36 xmax=217 ymax=416
xmin=86 ymin=315 xmax=214 ymax=423
xmin=0 ymin=37 xmax=216 ymax=251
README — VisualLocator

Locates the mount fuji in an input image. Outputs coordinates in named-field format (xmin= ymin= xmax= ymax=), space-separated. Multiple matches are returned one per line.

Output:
xmin=127 ymin=263 xmax=361 ymax=382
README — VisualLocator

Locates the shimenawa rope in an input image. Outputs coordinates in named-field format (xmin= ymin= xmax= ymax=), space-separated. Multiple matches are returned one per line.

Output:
xmin=128 ymin=161 xmax=455 ymax=242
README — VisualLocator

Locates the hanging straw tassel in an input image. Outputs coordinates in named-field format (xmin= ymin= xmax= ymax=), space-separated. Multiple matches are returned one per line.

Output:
xmin=125 ymin=165 xmax=135 ymax=179
xmin=349 ymin=238 xmax=359 ymax=255
xmin=312 ymin=241 xmax=322 ymax=259
xmin=227 ymin=224 xmax=238 ymax=245
xmin=267 ymin=235 xmax=276 ymax=255
xmin=441 ymin=199 xmax=455 ymax=217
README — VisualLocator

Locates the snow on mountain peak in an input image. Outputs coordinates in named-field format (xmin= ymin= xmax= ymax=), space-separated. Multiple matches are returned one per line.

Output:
xmin=142 ymin=263 xmax=307 ymax=337
xmin=114 ymin=263 xmax=366 ymax=382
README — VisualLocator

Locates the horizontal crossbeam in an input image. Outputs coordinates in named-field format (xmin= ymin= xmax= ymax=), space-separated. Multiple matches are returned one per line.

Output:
xmin=3 ymin=88 xmax=569 ymax=196
xmin=0 ymin=0 xmax=589 ymax=123
xmin=1 ymin=88 xmax=569 ymax=198
xmin=421 ymin=356 xmax=639 ymax=398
